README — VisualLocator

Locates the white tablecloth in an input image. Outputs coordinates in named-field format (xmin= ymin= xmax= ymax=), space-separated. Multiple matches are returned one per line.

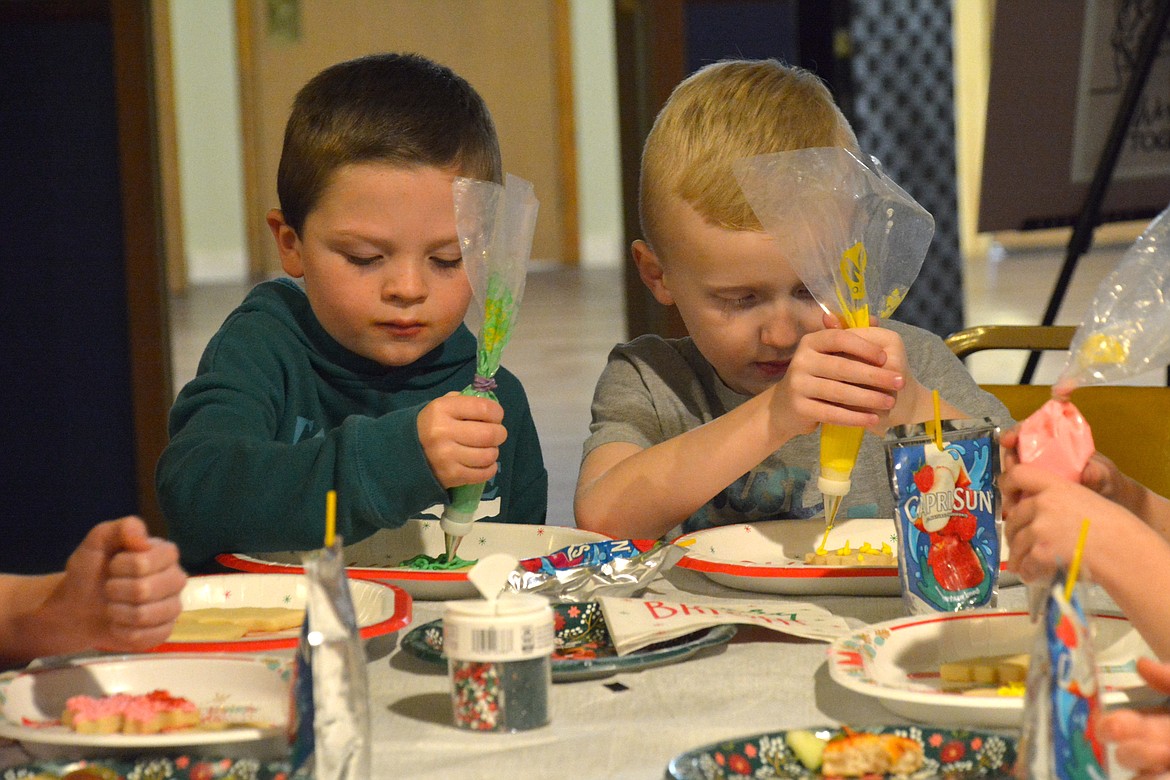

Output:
xmin=365 ymin=568 xmax=1033 ymax=779
xmin=0 ymin=571 xmax=1131 ymax=779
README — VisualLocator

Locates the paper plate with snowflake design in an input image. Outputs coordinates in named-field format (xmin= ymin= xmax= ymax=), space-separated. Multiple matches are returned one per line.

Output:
xmin=0 ymin=654 xmax=291 ymax=760
xmin=219 ymin=519 xmax=610 ymax=599
xmin=828 ymin=609 xmax=1157 ymax=728
xmin=150 ymin=573 xmax=411 ymax=653
xmin=666 ymin=725 xmax=1017 ymax=779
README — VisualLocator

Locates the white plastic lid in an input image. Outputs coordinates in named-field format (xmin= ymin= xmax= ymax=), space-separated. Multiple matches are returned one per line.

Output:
xmin=818 ymin=474 xmax=852 ymax=495
xmin=443 ymin=593 xmax=555 ymax=662
xmin=440 ymin=508 xmax=476 ymax=536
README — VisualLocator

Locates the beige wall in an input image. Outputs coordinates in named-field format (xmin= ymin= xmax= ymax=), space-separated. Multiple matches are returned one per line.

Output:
xmin=240 ymin=0 xmax=568 ymax=275
xmin=953 ymin=0 xmax=1142 ymax=257
xmin=952 ymin=0 xmax=994 ymax=260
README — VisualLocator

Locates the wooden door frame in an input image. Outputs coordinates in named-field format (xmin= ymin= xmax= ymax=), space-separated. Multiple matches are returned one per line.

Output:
xmin=150 ymin=0 xmax=187 ymax=296
xmin=113 ymin=0 xmax=174 ymax=538
xmin=554 ymin=0 xmax=579 ymax=264
xmin=614 ymin=0 xmax=687 ymax=339
xmin=234 ymin=0 xmax=268 ymax=279
xmin=232 ymin=0 xmax=579 ymax=272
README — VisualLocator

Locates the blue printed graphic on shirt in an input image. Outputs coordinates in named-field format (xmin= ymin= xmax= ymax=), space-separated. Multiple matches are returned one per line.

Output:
xmin=686 ymin=465 xmax=881 ymax=533
xmin=292 ymin=416 xmax=324 ymax=445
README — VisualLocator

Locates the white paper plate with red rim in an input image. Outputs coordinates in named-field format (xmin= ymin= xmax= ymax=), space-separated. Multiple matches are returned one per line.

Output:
xmin=828 ymin=609 xmax=1156 ymax=728
xmin=217 ymin=519 xmax=612 ymax=600
xmin=675 ymin=517 xmax=1014 ymax=596
xmin=152 ymin=572 xmax=411 ymax=653
xmin=0 ymin=654 xmax=291 ymax=758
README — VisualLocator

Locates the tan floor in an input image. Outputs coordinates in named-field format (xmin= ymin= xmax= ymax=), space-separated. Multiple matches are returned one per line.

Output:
xmin=168 ymin=240 xmax=1149 ymax=527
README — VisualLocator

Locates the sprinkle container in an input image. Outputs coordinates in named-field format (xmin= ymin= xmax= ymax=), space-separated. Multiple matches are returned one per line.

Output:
xmin=443 ymin=592 xmax=554 ymax=732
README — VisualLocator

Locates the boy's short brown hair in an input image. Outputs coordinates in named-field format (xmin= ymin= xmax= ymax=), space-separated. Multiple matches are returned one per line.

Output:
xmin=639 ymin=59 xmax=857 ymax=251
xmin=276 ymin=52 xmax=502 ymax=234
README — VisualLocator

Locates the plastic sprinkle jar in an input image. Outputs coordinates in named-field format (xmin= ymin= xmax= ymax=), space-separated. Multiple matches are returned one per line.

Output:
xmin=443 ymin=592 xmax=554 ymax=733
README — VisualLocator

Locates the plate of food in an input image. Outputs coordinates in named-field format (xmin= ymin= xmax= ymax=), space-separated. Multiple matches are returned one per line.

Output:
xmin=0 ymin=654 xmax=291 ymax=759
xmin=665 ymin=724 xmax=1017 ymax=779
xmin=675 ymin=518 xmax=1014 ymax=596
xmin=2 ymin=756 xmax=292 ymax=780
xmin=400 ymin=600 xmax=736 ymax=681
xmin=218 ymin=520 xmax=612 ymax=599
xmin=152 ymin=573 xmax=411 ymax=652
xmin=828 ymin=609 xmax=1158 ymax=728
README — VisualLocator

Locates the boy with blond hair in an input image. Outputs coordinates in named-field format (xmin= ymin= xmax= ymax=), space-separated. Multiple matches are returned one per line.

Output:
xmin=575 ymin=59 xmax=1008 ymax=540
xmin=158 ymin=53 xmax=547 ymax=570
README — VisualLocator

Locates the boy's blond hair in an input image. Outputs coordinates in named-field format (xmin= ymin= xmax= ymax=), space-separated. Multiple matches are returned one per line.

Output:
xmin=639 ymin=59 xmax=857 ymax=251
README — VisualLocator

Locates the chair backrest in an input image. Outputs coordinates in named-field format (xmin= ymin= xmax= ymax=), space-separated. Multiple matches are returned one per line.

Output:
xmin=947 ymin=326 xmax=1170 ymax=498
xmin=945 ymin=324 xmax=1076 ymax=358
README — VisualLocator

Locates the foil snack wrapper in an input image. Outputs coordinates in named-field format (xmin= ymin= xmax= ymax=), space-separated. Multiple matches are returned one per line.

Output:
xmin=886 ymin=418 xmax=1001 ymax=614
xmin=505 ymin=540 xmax=683 ymax=603
xmin=289 ymin=537 xmax=371 ymax=779
xmin=1018 ymin=581 xmax=1109 ymax=780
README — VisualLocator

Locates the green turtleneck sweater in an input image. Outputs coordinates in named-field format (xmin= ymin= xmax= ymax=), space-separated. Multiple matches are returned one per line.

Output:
xmin=157 ymin=279 xmax=547 ymax=570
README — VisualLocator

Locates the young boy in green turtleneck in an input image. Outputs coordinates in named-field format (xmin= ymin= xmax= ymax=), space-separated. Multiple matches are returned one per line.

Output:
xmin=157 ymin=53 xmax=547 ymax=570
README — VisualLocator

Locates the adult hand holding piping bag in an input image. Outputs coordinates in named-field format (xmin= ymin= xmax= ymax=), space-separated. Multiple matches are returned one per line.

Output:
xmin=440 ymin=174 xmax=538 ymax=559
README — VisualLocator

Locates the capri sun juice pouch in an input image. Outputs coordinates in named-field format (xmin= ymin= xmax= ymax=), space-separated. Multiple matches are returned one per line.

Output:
xmin=289 ymin=534 xmax=370 ymax=779
xmin=886 ymin=418 xmax=1001 ymax=614
xmin=1018 ymin=581 xmax=1109 ymax=780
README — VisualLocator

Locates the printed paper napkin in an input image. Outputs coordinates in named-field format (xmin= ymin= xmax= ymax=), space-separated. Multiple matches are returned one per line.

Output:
xmin=597 ymin=595 xmax=851 ymax=656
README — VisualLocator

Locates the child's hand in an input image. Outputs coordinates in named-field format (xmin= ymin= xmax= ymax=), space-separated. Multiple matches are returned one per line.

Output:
xmin=769 ymin=327 xmax=900 ymax=435
xmin=1080 ymin=452 xmax=1123 ymax=497
xmin=847 ymin=326 xmax=929 ymax=431
xmin=1002 ymin=425 xmax=1121 ymax=499
xmin=58 ymin=516 xmax=187 ymax=652
xmin=1000 ymin=462 xmax=1128 ymax=584
xmin=1099 ymin=657 xmax=1170 ymax=774
xmin=999 ymin=425 xmax=1022 ymax=472
xmin=417 ymin=392 xmax=508 ymax=488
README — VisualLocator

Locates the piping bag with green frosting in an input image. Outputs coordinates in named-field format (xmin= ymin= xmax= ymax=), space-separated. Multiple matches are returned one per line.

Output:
xmin=441 ymin=173 xmax=539 ymax=560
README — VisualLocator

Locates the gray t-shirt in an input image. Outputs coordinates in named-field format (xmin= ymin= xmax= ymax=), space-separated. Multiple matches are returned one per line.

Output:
xmin=583 ymin=320 xmax=1012 ymax=537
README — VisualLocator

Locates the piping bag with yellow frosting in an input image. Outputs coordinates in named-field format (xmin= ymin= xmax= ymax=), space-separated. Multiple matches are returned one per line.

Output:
xmin=441 ymin=174 xmax=538 ymax=561
xmin=734 ymin=148 xmax=934 ymax=535
xmin=1017 ymin=204 xmax=1170 ymax=481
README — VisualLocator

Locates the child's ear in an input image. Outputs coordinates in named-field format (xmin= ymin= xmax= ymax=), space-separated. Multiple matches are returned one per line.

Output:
xmin=267 ymin=209 xmax=305 ymax=278
xmin=631 ymin=240 xmax=674 ymax=306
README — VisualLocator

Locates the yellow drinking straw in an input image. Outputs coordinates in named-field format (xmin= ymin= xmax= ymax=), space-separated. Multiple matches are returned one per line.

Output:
xmin=931 ymin=389 xmax=943 ymax=450
xmin=324 ymin=489 xmax=337 ymax=548
xmin=1063 ymin=518 xmax=1090 ymax=603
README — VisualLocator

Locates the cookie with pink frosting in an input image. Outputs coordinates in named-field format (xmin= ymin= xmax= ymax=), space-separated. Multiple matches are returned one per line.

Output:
xmin=61 ymin=690 xmax=200 ymax=735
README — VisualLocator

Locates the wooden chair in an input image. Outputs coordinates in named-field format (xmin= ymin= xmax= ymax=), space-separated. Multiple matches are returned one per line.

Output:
xmin=946 ymin=324 xmax=1170 ymax=498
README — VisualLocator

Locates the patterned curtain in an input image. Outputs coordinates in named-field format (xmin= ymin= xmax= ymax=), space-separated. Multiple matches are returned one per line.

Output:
xmin=849 ymin=0 xmax=964 ymax=338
